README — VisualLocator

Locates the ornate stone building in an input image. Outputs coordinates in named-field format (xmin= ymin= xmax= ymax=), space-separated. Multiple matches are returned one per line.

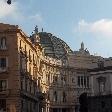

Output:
xmin=31 ymin=29 xmax=102 ymax=112
xmin=0 ymin=23 xmax=111 ymax=112
xmin=87 ymin=58 xmax=112 ymax=112
xmin=0 ymin=23 xmax=46 ymax=112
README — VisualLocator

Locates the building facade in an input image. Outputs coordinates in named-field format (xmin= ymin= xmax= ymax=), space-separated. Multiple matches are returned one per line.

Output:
xmin=0 ymin=23 xmax=112 ymax=112
xmin=0 ymin=23 xmax=46 ymax=112
xmin=87 ymin=58 xmax=112 ymax=112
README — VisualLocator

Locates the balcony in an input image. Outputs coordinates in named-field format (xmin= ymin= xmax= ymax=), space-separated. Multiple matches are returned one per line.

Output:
xmin=0 ymin=46 xmax=7 ymax=50
xmin=0 ymin=89 xmax=10 ymax=97
xmin=0 ymin=67 xmax=8 ymax=73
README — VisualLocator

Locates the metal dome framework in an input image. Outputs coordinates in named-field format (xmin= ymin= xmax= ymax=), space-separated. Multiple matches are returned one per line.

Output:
xmin=38 ymin=32 xmax=73 ymax=60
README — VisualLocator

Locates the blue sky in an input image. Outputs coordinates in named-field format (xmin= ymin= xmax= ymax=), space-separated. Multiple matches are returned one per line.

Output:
xmin=1 ymin=0 xmax=112 ymax=57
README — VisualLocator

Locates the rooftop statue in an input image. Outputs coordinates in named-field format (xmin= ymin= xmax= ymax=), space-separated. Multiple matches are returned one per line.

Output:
xmin=34 ymin=25 xmax=38 ymax=34
xmin=81 ymin=42 xmax=84 ymax=50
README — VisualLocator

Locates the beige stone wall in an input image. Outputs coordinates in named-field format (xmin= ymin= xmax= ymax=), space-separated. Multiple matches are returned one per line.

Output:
xmin=0 ymin=24 xmax=20 ymax=111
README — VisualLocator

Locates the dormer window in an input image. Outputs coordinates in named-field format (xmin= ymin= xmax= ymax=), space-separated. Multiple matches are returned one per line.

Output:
xmin=0 ymin=37 xmax=6 ymax=50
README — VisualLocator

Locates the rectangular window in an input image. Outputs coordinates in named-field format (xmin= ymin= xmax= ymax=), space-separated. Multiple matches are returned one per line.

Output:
xmin=0 ymin=58 xmax=6 ymax=68
xmin=87 ymin=76 xmax=89 ymax=88
xmin=0 ymin=80 xmax=7 ymax=91
xmin=81 ymin=76 xmax=83 ymax=87
xmin=78 ymin=76 xmax=80 ymax=87
xmin=0 ymin=57 xmax=7 ymax=72
xmin=0 ymin=37 xmax=7 ymax=50
xmin=0 ymin=99 xmax=6 ymax=111
xmin=84 ymin=77 xmax=86 ymax=88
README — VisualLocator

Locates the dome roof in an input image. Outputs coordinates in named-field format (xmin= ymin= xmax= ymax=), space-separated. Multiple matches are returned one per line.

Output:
xmin=38 ymin=32 xmax=73 ymax=60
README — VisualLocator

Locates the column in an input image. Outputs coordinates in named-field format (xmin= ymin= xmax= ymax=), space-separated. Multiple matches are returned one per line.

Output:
xmin=79 ymin=76 xmax=81 ymax=87
xmin=86 ymin=76 xmax=88 ymax=88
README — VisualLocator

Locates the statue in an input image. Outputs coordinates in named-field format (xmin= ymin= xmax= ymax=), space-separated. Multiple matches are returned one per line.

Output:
xmin=81 ymin=42 xmax=84 ymax=50
xmin=34 ymin=25 xmax=38 ymax=34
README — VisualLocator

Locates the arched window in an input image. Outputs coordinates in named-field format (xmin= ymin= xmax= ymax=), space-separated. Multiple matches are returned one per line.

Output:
xmin=0 ymin=37 xmax=6 ymax=49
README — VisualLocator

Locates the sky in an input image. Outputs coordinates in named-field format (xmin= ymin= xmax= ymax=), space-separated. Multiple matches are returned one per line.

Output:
xmin=1 ymin=0 xmax=112 ymax=57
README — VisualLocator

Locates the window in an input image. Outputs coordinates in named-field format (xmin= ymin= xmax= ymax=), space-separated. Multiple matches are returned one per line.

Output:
xmin=99 ymin=82 xmax=105 ymax=93
xmin=53 ymin=76 xmax=57 ymax=83
xmin=63 ymin=92 xmax=66 ymax=102
xmin=98 ymin=61 xmax=104 ymax=68
xmin=0 ymin=58 xmax=7 ymax=72
xmin=78 ymin=76 xmax=80 ymax=87
xmin=97 ymin=76 xmax=106 ymax=94
xmin=72 ymin=78 xmax=75 ymax=83
xmin=20 ymin=55 xmax=27 ymax=73
xmin=0 ymin=99 xmax=6 ymax=111
xmin=84 ymin=77 xmax=86 ymax=87
xmin=81 ymin=76 xmax=83 ymax=87
xmin=0 ymin=80 xmax=7 ymax=91
xmin=0 ymin=58 xmax=6 ymax=68
xmin=21 ymin=79 xmax=23 ymax=90
xmin=87 ymin=76 xmax=89 ymax=88
xmin=47 ymin=93 xmax=50 ymax=101
xmin=29 ymin=63 xmax=31 ymax=75
xmin=77 ymin=76 xmax=89 ymax=88
xmin=20 ymin=40 xmax=21 ymax=48
xmin=29 ymin=81 xmax=31 ymax=93
xmin=0 ymin=37 xmax=6 ymax=49
xmin=53 ymin=91 xmax=57 ymax=102
xmin=25 ymin=79 xmax=27 ymax=91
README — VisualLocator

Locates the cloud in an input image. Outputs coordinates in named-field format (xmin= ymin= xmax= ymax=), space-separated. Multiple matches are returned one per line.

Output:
xmin=29 ymin=14 xmax=43 ymax=22
xmin=76 ymin=19 xmax=112 ymax=37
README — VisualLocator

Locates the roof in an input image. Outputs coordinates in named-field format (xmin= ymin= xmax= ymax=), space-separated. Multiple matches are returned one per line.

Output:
xmin=38 ymin=32 xmax=73 ymax=60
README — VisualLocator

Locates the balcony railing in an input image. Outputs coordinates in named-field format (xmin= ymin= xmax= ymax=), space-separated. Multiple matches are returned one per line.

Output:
xmin=0 ymin=89 xmax=10 ymax=97
xmin=0 ymin=67 xmax=8 ymax=73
